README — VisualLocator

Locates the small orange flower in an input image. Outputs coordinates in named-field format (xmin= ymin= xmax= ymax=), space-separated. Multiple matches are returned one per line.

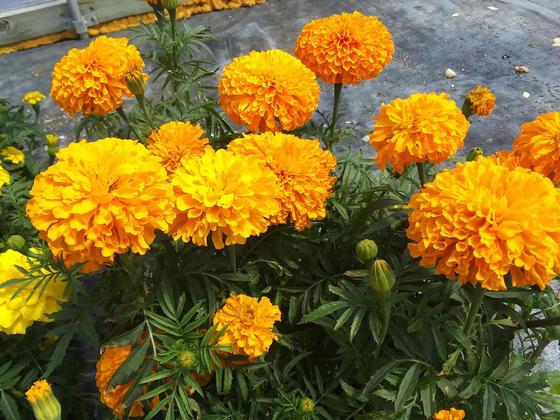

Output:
xmin=433 ymin=408 xmax=465 ymax=420
xmin=218 ymin=50 xmax=319 ymax=132
xmin=295 ymin=11 xmax=394 ymax=84
xmin=465 ymin=85 xmax=495 ymax=116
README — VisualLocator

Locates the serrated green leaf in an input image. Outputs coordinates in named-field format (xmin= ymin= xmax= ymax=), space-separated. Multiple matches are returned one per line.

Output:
xmin=395 ymin=363 xmax=422 ymax=412
xmin=299 ymin=301 xmax=350 ymax=324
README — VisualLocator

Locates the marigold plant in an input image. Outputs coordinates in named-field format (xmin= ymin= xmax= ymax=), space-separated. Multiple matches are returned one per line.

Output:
xmin=0 ymin=166 xmax=10 ymax=189
xmin=433 ymin=408 xmax=466 ymax=420
xmin=218 ymin=49 xmax=320 ymax=132
xmin=22 ymin=91 xmax=45 ymax=106
xmin=370 ymin=92 xmax=469 ymax=173
xmin=295 ymin=11 xmax=394 ymax=84
xmin=465 ymin=85 xmax=495 ymax=116
xmin=1 ymin=146 xmax=25 ymax=164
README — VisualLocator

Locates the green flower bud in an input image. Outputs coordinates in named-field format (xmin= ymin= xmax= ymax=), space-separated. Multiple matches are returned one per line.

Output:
xmin=6 ymin=235 xmax=26 ymax=251
xmin=163 ymin=0 xmax=179 ymax=10
xmin=25 ymin=380 xmax=62 ymax=420
xmin=466 ymin=147 xmax=484 ymax=161
xmin=298 ymin=397 xmax=315 ymax=414
xmin=355 ymin=239 xmax=378 ymax=264
xmin=177 ymin=349 xmax=198 ymax=370
xmin=125 ymin=72 xmax=147 ymax=97
xmin=369 ymin=259 xmax=396 ymax=294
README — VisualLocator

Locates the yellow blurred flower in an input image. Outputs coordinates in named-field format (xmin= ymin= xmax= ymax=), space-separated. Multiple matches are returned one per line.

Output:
xmin=0 ymin=249 xmax=69 ymax=334
xmin=407 ymin=157 xmax=560 ymax=291
xmin=218 ymin=50 xmax=319 ymax=132
xmin=1 ymin=146 xmax=25 ymax=164
xmin=295 ymin=11 xmax=394 ymax=84
xmin=370 ymin=93 xmax=469 ymax=174
xmin=228 ymin=132 xmax=336 ymax=231
xmin=46 ymin=134 xmax=59 ymax=147
xmin=51 ymin=36 xmax=146 ymax=116
xmin=26 ymin=138 xmax=174 ymax=273
xmin=213 ymin=294 xmax=281 ymax=359
xmin=23 ymin=91 xmax=46 ymax=106
xmin=169 ymin=148 xmax=281 ymax=249
xmin=465 ymin=85 xmax=495 ymax=116
xmin=147 ymin=121 xmax=210 ymax=175
xmin=0 ymin=166 xmax=10 ymax=189
xmin=25 ymin=379 xmax=62 ymax=420
xmin=433 ymin=408 xmax=465 ymax=420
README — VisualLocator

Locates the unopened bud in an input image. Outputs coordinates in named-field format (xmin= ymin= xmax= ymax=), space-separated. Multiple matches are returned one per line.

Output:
xmin=126 ymin=73 xmax=147 ymax=97
xmin=466 ymin=147 xmax=484 ymax=161
xmin=177 ymin=349 xmax=198 ymax=370
xmin=25 ymin=380 xmax=62 ymax=420
xmin=355 ymin=239 xmax=378 ymax=264
xmin=163 ymin=0 xmax=179 ymax=10
xmin=369 ymin=259 xmax=396 ymax=295
xmin=299 ymin=397 xmax=315 ymax=414
xmin=46 ymin=134 xmax=59 ymax=147
xmin=6 ymin=235 xmax=25 ymax=251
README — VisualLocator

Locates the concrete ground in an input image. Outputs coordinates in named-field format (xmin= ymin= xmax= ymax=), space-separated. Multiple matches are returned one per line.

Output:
xmin=0 ymin=0 xmax=559 ymax=368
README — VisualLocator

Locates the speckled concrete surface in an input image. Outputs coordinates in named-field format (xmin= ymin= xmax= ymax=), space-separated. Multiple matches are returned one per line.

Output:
xmin=0 ymin=0 xmax=559 ymax=367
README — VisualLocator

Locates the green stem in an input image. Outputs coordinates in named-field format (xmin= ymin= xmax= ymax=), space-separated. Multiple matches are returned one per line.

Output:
xmin=328 ymin=82 xmax=343 ymax=143
xmin=524 ymin=316 xmax=560 ymax=329
xmin=416 ymin=162 xmax=427 ymax=187
xmin=228 ymin=245 xmax=237 ymax=273
xmin=169 ymin=9 xmax=180 ymax=92
xmin=115 ymin=107 xmax=143 ymax=140
xmin=463 ymin=286 xmax=485 ymax=335
xmin=136 ymin=95 xmax=155 ymax=130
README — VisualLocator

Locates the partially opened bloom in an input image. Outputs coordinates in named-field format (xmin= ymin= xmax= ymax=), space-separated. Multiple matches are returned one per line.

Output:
xmin=407 ymin=158 xmax=560 ymax=291
xmin=147 ymin=121 xmax=210 ymax=174
xmin=218 ymin=50 xmax=319 ymax=132
xmin=370 ymin=93 xmax=469 ymax=173
xmin=213 ymin=294 xmax=281 ymax=359
xmin=510 ymin=112 xmax=560 ymax=183
xmin=433 ymin=408 xmax=465 ymax=420
xmin=46 ymin=134 xmax=59 ymax=147
xmin=0 ymin=166 xmax=10 ymax=189
xmin=295 ymin=12 xmax=394 ymax=84
xmin=51 ymin=36 xmax=146 ymax=116
xmin=23 ymin=91 xmax=45 ymax=106
xmin=0 ymin=249 xmax=69 ymax=334
xmin=26 ymin=138 xmax=174 ymax=273
xmin=169 ymin=148 xmax=280 ymax=248
xmin=25 ymin=380 xmax=62 ymax=420
xmin=465 ymin=85 xmax=495 ymax=116
xmin=228 ymin=132 xmax=336 ymax=230
xmin=1 ymin=146 xmax=25 ymax=164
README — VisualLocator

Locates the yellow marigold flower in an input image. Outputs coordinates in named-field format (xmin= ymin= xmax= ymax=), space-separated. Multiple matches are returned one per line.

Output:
xmin=510 ymin=112 xmax=560 ymax=184
xmin=46 ymin=134 xmax=59 ymax=147
xmin=433 ymin=408 xmax=465 ymax=420
xmin=407 ymin=158 xmax=560 ymax=291
xmin=370 ymin=93 xmax=469 ymax=174
xmin=25 ymin=379 xmax=62 ymax=420
xmin=169 ymin=148 xmax=281 ymax=249
xmin=51 ymin=36 xmax=146 ymax=116
xmin=1 ymin=146 xmax=25 ymax=164
xmin=213 ymin=294 xmax=281 ymax=359
xmin=218 ymin=50 xmax=319 ymax=132
xmin=26 ymin=138 xmax=174 ymax=273
xmin=96 ymin=345 xmax=145 ymax=418
xmin=0 ymin=166 xmax=10 ymax=189
xmin=147 ymin=121 xmax=210 ymax=175
xmin=465 ymin=85 xmax=495 ymax=116
xmin=295 ymin=12 xmax=394 ymax=84
xmin=0 ymin=249 xmax=69 ymax=334
xmin=228 ymin=132 xmax=336 ymax=231
xmin=23 ymin=91 xmax=46 ymax=106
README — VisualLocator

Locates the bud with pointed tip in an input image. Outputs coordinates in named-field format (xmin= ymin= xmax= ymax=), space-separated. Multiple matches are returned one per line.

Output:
xmin=163 ymin=0 xmax=179 ymax=10
xmin=369 ymin=259 xmax=396 ymax=295
xmin=355 ymin=239 xmax=378 ymax=264
xmin=25 ymin=380 xmax=62 ymax=420
xmin=126 ymin=72 xmax=147 ymax=98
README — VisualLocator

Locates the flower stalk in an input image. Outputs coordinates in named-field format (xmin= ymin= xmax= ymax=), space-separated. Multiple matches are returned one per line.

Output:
xmin=463 ymin=285 xmax=485 ymax=335
xmin=416 ymin=162 xmax=427 ymax=187
xmin=329 ymin=82 xmax=343 ymax=143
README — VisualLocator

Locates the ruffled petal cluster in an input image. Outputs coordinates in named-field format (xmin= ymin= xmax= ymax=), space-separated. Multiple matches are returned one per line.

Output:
xmin=168 ymin=148 xmax=280 ymax=249
xmin=51 ymin=36 xmax=146 ymax=116
xmin=23 ymin=91 xmax=45 ymax=106
xmin=407 ymin=158 xmax=560 ymax=291
xmin=466 ymin=85 xmax=495 ymax=116
xmin=147 ymin=121 xmax=210 ymax=174
xmin=509 ymin=112 xmax=560 ymax=183
xmin=433 ymin=408 xmax=465 ymax=420
xmin=370 ymin=93 xmax=469 ymax=173
xmin=295 ymin=12 xmax=394 ymax=84
xmin=228 ymin=132 xmax=337 ymax=230
xmin=213 ymin=294 xmax=281 ymax=359
xmin=0 ymin=249 xmax=69 ymax=334
xmin=0 ymin=166 xmax=10 ymax=189
xmin=26 ymin=138 xmax=174 ymax=273
xmin=218 ymin=50 xmax=319 ymax=132
xmin=1 ymin=146 xmax=25 ymax=164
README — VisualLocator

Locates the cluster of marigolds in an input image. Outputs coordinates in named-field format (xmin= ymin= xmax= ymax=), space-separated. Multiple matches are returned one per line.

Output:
xmin=2 ymin=3 xmax=560 ymax=419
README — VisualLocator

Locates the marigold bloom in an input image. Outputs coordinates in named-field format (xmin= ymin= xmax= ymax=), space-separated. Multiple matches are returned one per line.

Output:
xmin=295 ymin=12 xmax=394 ymax=84
xmin=433 ymin=408 xmax=465 ymax=420
xmin=23 ymin=91 xmax=46 ymax=106
xmin=26 ymin=138 xmax=174 ymax=273
xmin=407 ymin=158 xmax=560 ymax=291
xmin=51 ymin=36 xmax=146 ymax=116
xmin=46 ymin=134 xmax=59 ymax=147
xmin=218 ymin=50 xmax=319 ymax=132
xmin=0 ymin=249 xmax=68 ymax=334
xmin=169 ymin=148 xmax=281 ymax=249
xmin=228 ymin=132 xmax=336 ymax=230
xmin=147 ymin=121 xmax=210 ymax=174
xmin=0 ymin=166 xmax=10 ymax=189
xmin=96 ymin=345 xmax=145 ymax=418
xmin=25 ymin=379 xmax=62 ymax=420
xmin=370 ymin=93 xmax=469 ymax=173
xmin=466 ymin=85 xmax=495 ymax=116
xmin=1 ymin=146 xmax=25 ymax=164
xmin=510 ymin=112 xmax=560 ymax=184
xmin=213 ymin=294 xmax=281 ymax=359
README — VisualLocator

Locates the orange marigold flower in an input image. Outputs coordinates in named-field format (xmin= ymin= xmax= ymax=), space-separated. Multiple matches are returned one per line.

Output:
xmin=26 ymin=138 xmax=174 ymax=273
xmin=509 ymin=112 xmax=560 ymax=184
xmin=228 ymin=132 xmax=336 ymax=231
xmin=433 ymin=408 xmax=466 ymax=420
xmin=96 ymin=345 xmax=145 ymax=418
xmin=407 ymin=157 xmax=560 ymax=291
xmin=465 ymin=85 xmax=496 ymax=116
xmin=370 ymin=92 xmax=469 ymax=174
xmin=51 ymin=36 xmax=146 ymax=116
xmin=218 ymin=50 xmax=319 ymax=132
xmin=295 ymin=11 xmax=394 ymax=84
xmin=168 ymin=148 xmax=280 ymax=249
xmin=147 ymin=121 xmax=210 ymax=175
xmin=213 ymin=294 xmax=281 ymax=359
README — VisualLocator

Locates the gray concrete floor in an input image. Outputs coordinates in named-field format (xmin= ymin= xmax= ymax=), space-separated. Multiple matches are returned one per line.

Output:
xmin=0 ymin=0 xmax=559 ymax=367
